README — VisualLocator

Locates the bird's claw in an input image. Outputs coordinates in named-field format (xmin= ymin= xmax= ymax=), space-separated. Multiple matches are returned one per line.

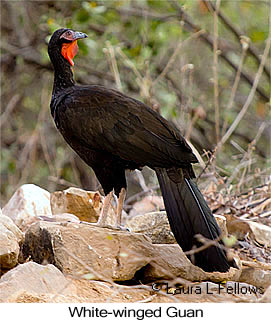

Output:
xmin=115 ymin=225 xmax=130 ymax=232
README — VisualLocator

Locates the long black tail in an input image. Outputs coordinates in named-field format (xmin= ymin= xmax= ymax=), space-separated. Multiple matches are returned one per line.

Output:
xmin=155 ymin=167 xmax=231 ymax=272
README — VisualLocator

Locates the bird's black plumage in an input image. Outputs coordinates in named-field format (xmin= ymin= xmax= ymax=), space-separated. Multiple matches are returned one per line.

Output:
xmin=48 ymin=28 xmax=233 ymax=272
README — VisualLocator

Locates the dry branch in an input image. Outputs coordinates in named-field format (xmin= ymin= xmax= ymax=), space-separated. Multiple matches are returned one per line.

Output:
xmin=203 ymin=0 xmax=271 ymax=80
xmin=218 ymin=22 xmax=271 ymax=148
xmin=168 ymin=0 xmax=269 ymax=102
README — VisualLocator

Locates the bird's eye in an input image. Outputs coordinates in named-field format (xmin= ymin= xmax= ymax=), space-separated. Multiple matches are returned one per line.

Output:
xmin=59 ymin=30 xmax=73 ymax=41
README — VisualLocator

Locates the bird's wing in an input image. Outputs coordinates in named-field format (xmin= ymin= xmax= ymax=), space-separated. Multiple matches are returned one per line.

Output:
xmin=58 ymin=85 xmax=197 ymax=168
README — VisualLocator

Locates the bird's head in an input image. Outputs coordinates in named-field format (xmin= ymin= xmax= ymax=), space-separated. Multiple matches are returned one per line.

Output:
xmin=48 ymin=28 xmax=88 ymax=67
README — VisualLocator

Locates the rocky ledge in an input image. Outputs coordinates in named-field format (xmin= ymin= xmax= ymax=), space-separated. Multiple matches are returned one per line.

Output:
xmin=0 ymin=184 xmax=271 ymax=303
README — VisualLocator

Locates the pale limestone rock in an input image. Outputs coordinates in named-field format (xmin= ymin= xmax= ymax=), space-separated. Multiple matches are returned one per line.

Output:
xmin=0 ymin=262 xmax=76 ymax=302
xmin=0 ymin=211 xmax=23 ymax=271
xmin=38 ymin=213 xmax=80 ymax=223
xmin=239 ymin=267 xmax=271 ymax=290
xmin=0 ymin=224 xmax=19 ymax=271
xmin=225 ymin=214 xmax=250 ymax=240
xmin=2 ymin=184 xmax=51 ymax=231
xmin=22 ymin=221 xmax=153 ymax=281
xmin=226 ymin=215 xmax=271 ymax=246
xmin=144 ymin=244 xmax=241 ymax=283
xmin=126 ymin=212 xmax=227 ymax=244
xmin=50 ymin=187 xmax=115 ymax=225
xmin=53 ymin=213 xmax=80 ymax=222
xmin=0 ymin=211 xmax=23 ymax=243
xmin=6 ymin=280 xmax=260 ymax=303
xmin=5 ymin=291 xmax=84 ymax=303
xmin=247 ymin=221 xmax=271 ymax=247
xmin=129 ymin=196 xmax=164 ymax=217
xmin=126 ymin=211 xmax=176 ymax=244
xmin=21 ymin=221 xmax=240 ymax=283
xmin=214 ymin=214 xmax=228 ymax=237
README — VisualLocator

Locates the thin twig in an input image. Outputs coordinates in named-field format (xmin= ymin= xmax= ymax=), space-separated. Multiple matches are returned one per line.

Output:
xmin=184 ymin=233 xmax=227 ymax=257
xmin=184 ymin=66 xmax=195 ymax=139
xmin=197 ymin=148 xmax=217 ymax=181
xmin=124 ymin=185 xmax=160 ymax=206
xmin=226 ymin=159 xmax=257 ymax=186
xmin=236 ymin=182 xmax=271 ymax=198
xmin=203 ymin=0 xmax=271 ymax=80
xmin=153 ymin=29 xmax=205 ymax=87
xmin=39 ymin=76 xmax=56 ymax=177
xmin=0 ymin=94 xmax=21 ymax=127
xmin=237 ymin=122 xmax=267 ymax=191
xmin=212 ymin=0 xmax=221 ymax=143
xmin=218 ymin=18 xmax=271 ymax=148
xmin=104 ymin=41 xmax=122 ymax=91
xmin=168 ymin=0 xmax=269 ymax=102
xmin=222 ymin=42 xmax=249 ymax=136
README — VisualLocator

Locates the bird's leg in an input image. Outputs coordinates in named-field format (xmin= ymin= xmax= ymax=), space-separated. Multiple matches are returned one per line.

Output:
xmin=97 ymin=191 xmax=113 ymax=227
xmin=115 ymin=187 xmax=126 ymax=228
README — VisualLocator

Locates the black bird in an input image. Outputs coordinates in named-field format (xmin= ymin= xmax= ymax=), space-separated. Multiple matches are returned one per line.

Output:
xmin=48 ymin=28 xmax=232 ymax=272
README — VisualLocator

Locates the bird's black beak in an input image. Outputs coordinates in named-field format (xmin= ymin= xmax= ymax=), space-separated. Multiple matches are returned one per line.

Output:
xmin=73 ymin=31 xmax=88 ymax=40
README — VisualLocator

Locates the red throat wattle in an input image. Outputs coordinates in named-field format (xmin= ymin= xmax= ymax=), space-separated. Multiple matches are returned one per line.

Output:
xmin=61 ymin=40 xmax=78 ymax=66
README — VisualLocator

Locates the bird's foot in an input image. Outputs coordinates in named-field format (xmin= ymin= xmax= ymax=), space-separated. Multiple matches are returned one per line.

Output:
xmin=115 ymin=224 xmax=130 ymax=232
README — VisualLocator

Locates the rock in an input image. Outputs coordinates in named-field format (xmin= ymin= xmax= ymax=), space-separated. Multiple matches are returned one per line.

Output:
xmin=70 ymin=278 xmax=151 ymax=303
xmin=144 ymin=244 xmax=203 ymax=281
xmin=6 ymin=279 xmax=153 ymax=303
xmin=126 ymin=212 xmax=228 ymax=245
xmin=50 ymin=187 xmax=101 ymax=222
xmin=126 ymin=211 xmax=176 ymax=244
xmin=72 ymin=278 xmax=255 ymax=303
xmin=21 ymin=221 xmax=241 ymax=284
xmin=0 ymin=211 xmax=23 ymax=243
xmin=239 ymin=267 xmax=271 ymax=290
xmin=0 ymin=225 xmax=20 ymax=272
xmin=5 ymin=278 xmax=260 ymax=303
xmin=5 ymin=291 xmax=84 ymax=303
xmin=21 ymin=221 xmax=154 ymax=281
xmin=143 ymin=244 xmax=241 ymax=283
xmin=0 ymin=262 xmax=76 ymax=302
xmin=214 ymin=214 xmax=228 ymax=237
xmin=129 ymin=196 xmax=164 ymax=218
xmin=225 ymin=214 xmax=250 ymax=240
xmin=38 ymin=213 xmax=80 ymax=223
xmin=247 ymin=221 xmax=271 ymax=247
xmin=258 ymin=285 xmax=271 ymax=303
xmin=53 ymin=213 xmax=80 ymax=223
xmin=2 ymin=184 xmax=52 ymax=231
xmin=0 ymin=212 xmax=23 ymax=272
xmin=50 ymin=187 xmax=115 ymax=225
xmin=226 ymin=215 xmax=271 ymax=247
xmin=11 ymin=280 xmax=259 ymax=303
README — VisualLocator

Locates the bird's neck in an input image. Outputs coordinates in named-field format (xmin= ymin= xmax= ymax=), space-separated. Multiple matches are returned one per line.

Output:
xmin=53 ymin=67 xmax=75 ymax=94
xmin=50 ymin=48 xmax=75 ymax=94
